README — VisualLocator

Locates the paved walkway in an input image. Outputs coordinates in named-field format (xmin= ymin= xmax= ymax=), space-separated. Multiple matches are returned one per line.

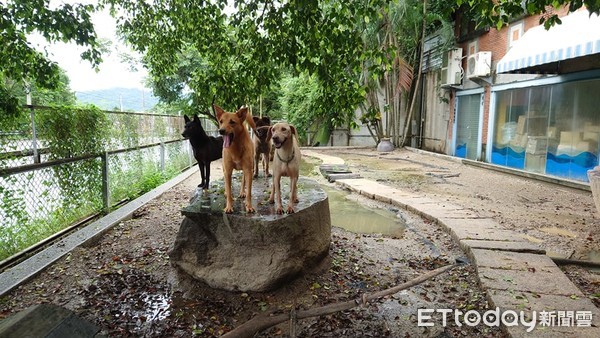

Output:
xmin=304 ymin=149 xmax=600 ymax=337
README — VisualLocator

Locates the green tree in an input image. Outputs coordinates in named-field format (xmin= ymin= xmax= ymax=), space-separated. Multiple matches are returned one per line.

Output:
xmin=0 ymin=0 xmax=101 ymax=117
xmin=0 ymin=69 xmax=76 ymax=130
xmin=458 ymin=0 xmax=600 ymax=30
xmin=105 ymin=0 xmax=382 ymax=137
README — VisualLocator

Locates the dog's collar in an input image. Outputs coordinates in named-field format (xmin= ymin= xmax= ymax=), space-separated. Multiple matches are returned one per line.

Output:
xmin=276 ymin=148 xmax=295 ymax=164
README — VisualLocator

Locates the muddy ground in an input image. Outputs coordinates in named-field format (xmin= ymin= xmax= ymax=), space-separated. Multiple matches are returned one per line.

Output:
xmin=312 ymin=147 xmax=600 ymax=307
xmin=1 ymin=146 xmax=599 ymax=337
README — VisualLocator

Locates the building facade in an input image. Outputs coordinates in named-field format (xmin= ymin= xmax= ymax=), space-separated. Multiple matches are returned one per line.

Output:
xmin=421 ymin=6 xmax=600 ymax=183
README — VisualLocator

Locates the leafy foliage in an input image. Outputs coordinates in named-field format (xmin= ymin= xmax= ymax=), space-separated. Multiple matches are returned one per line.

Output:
xmin=0 ymin=104 xmax=189 ymax=261
xmin=0 ymin=0 xmax=101 ymax=117
xmin=36 ymin=105 xmax=109 ymax=209
xmin=36 ymin=105 xmax=109 ymax=158
xmin=105 ymin=0 xmax=455 ymax=143
xmin=457 ymin=0 xmax=600 ymax=30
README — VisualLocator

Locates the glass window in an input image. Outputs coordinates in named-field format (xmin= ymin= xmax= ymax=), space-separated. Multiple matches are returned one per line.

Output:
xmin=491 ymin=89 xmax=527 ymax=169
xmin=492 ymin=78 xmax=600 ymax=181
xmin=547 ymin=79 xmax=600 ymax=181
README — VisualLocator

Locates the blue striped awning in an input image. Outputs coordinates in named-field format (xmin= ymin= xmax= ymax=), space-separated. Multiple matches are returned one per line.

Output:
xmin=496 ymin=11 xmax=600 ymax=74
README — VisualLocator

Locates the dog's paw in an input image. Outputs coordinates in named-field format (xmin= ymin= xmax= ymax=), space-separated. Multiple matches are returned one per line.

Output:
xmin=293 ymin=198 xmax=299 ymax=203
xmin=268 ymin=198 xmax=275 ymax=204
xmin=276 ymin=206 xmax=284 ymax=215
xmin=238 ymin=192 xmax=246 ymax=198
xmin=267 ymin=173 xmax=272 ymax=177
xmin=253 ymin=174 xmax=258 ymax=178
xmin=246 ymin=205 xmax=256 ymax=213
xmin=286 ymin=206 xmax=295 ymax=214
xmin=224 ymin=206 xmax=234 ymax=214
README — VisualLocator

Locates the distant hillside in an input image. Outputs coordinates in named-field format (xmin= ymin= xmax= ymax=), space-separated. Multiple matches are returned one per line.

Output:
xmin=75 ymin=87 xmax=160 ymax=112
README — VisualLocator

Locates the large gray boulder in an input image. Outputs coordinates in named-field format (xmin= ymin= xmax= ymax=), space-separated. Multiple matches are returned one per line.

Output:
xmin=169 ymin=177 xmax=331 ymax=292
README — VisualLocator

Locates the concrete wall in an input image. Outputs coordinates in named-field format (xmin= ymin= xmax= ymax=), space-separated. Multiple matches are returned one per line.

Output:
xmin=420 ymin=71 xmax=453 ymax=154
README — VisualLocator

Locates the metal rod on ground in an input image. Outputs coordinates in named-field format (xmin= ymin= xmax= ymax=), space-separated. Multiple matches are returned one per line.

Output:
xmin=221 ymin=263 xmax=457 ymax=338
xmin=551 ymin=257 xmax=600 ymax=268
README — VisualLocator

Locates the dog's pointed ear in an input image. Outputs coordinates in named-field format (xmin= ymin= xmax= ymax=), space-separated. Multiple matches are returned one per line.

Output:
xmin=236 ymin=106 xmax=248 ymax=121
xmin=290 ymin=125 xmax=297 ymax=137
xmin=264 ymin=117 xmax=271 ymax=125
xmin=213 ymin=104 xmax=225 ymax=119
xmin=253 ymin=116 xmax=259 ymax=123
xmin=184 ymin=115 xmax=190 ymax=123
xmin=193 ymin=114 xmax=200 ymax=122
xmin=267 ymin=126 xmax=273 ymax=140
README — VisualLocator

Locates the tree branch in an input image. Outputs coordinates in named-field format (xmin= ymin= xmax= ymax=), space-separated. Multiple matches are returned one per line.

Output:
xmin=221 ymin=263 xmax=457 ymax=338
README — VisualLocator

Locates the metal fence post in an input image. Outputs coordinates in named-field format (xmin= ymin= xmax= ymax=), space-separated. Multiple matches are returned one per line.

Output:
xmin=160 ymin=141 xmax=165 ymax=172
xmin=26 ymin=89 xmax=40 ymax=164
xmin=101 ymin=152 xmax=110 ymax=212
xmin=188 ymin=141 xmax=194 ymax=166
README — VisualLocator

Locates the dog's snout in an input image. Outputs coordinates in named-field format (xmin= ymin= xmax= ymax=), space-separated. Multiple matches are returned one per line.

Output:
xmin=219 ymin=129 xmax=226 ymax=135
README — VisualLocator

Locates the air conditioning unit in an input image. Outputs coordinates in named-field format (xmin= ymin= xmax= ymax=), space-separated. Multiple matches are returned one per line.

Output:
xmin=466 ymin=51 xmax=492 ymax=79
xmin=440 ymin=48 xmax=463 ymax=87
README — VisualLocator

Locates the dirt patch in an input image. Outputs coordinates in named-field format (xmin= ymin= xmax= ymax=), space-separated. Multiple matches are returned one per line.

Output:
xmin=1 ymin=164 xmax=503 ymax=337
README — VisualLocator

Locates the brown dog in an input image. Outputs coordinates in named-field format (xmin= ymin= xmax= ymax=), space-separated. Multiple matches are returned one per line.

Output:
xmin=253 ymin=116 xmax=272 ymax=178
xmin=268 ymin=122 xmax=301 ymax=214
xmin=214 ymin=104 xmax=255 ymax=214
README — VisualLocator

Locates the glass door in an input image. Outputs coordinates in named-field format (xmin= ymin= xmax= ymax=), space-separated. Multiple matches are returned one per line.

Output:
xmin=455 ymin=94 xmax=483 ymax=160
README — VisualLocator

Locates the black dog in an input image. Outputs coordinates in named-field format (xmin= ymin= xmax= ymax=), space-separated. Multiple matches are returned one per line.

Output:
xmin=182 ymin=114 xmax=223 ymax=190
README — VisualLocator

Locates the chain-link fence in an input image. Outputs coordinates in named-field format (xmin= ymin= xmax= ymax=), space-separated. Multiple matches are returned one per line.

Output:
xmin=0 ymin=106 xmax=204 ymax=262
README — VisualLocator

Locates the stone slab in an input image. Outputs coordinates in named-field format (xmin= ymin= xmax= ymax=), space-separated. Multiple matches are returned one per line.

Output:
xmin=477 ymin=267 xmax=584 ymax=297
xmin=461 ymin=240 xmax=544 ymax=254
xmin=405 ymin=203 xmax=469 ymax=221
xmin=391 ymin=196 xmax=439 ymax=208
xmin=327 ymin=173 xmax=361 ymax=182
xmin=0 ymin=303 xmax=102 ymax=338
xmin=451 ymin=227 xmax=525 ymax=242
xmin=170 ymin=177 xmax=331 ymax=292
xmin=487 ymin=290 xmax=600 ymax=337
xmin=470 ymin=249 xmax=556 ymax=271
xmin=303 ymin=150 xmax=346 ymax=165
xmin=439 ymin=218 xmax=504 ymax=231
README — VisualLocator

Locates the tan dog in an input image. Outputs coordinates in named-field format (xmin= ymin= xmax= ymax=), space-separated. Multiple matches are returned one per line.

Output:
xmin=268 ymin=122 xmax=301 ymax=214
xmin=214 ymin=104 xmax=255 ymax=213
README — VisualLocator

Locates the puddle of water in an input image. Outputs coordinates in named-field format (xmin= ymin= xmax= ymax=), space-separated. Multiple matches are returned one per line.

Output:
xmin=539 ymin=227 xmax=578 ymax=238
xmin=122 ymin=292 xmax=171 ymax=325
xmin=299 ymin=157 xmax=405 ymax=236
xmin=142 ymin=292 xmax=171 ymax=321
xmin=323 ymin=186 xmax=405 ymax=237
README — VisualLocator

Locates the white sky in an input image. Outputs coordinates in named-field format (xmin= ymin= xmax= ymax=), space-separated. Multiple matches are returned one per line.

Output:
xmin=30 ymin=6 xmax=148 ymax=93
